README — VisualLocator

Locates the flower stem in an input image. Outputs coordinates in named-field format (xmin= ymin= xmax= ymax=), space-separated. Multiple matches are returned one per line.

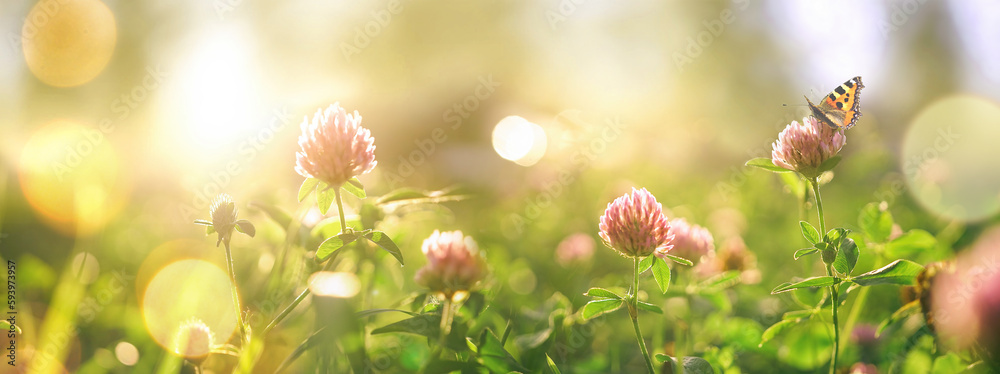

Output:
xmin=811 ymin=178 xmax=826 ymax=235
xmin=829 ymin=282 xmax=840 ymax=374
xmin=438 ymin=297 xmax=454 ymax=350
xmin=334 ymin=188 xmax=347 ymax=232
xmin=262 ymin=287 xmax=308 ymax=337
xmin=630 ymin=257 xmax=655 ymax=374
xmin=810 ymin=178 xmax=838 ymax=374
xmin=223 ymin=240 xmax=247 ymax=343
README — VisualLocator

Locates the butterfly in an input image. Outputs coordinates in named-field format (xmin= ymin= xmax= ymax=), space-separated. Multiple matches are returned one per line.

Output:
xmin=805 ymin=76 xmax=864 ymax=130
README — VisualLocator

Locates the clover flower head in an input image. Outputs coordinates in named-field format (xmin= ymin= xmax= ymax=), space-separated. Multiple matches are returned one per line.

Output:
xmin=415 ymin=230 xmax=486 ymax=300
xmin=598 ymin=187 xmax=674 ymax=258
xmin=172 ymin=318 xmax=215 ymax=364
xmin=771 ymin=116 xmax=846 ymax=178
xmin=295 ymin=103 xmax=377 ymax=187
xmin=196 ymin=193 xmax=255 ymax=247
xmin=657 ymin=218 xmax=713 ymax=263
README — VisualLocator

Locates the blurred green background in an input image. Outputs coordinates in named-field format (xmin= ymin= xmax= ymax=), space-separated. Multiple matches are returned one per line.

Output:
xmin=2 ymin=0 xmax=1000 ymax=372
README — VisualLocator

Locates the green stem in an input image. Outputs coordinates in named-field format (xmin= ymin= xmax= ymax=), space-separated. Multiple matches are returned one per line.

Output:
xmin=224 ymin=240 xmax=246 ymax=343
xmin=253 ymin=186 xmax=354 ymax=370
xmin=76 ymin=252 xmax=88 ymax=281
xmin=829 ymin=282 xmax=840 ymax=374
xmin=811 ymin=178 xmax=838 ymax=374
xmin=438 ymin=298 xmax=454 ymax=351
xmin=811 ymin=178 xmax=826 ymax=235
xmin=334 ymin=188 xmax=347 ymax=232
xmin=630 ymin=257 xmax=656 ymax=374
xmin=262 ymin=287 xmax=308 ymax=337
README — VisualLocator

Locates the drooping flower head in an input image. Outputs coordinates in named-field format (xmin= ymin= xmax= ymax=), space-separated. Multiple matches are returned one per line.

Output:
xmin=198 ymin=193 xmax=255 ymax=247
xmin=658 ymin=218 xmax=714 ymax=263
xmin=771 ymin=116 xmax=846 ymax=178
xmin=415 ymin=230 xmax=486 ymax=300
xmin=172 ymin=318 xmax=215 ymax=364
xmin=599 ymin=188 xmax=673 ymax=258
xmin=210 ymin=193 xmax=238 ymax=246
xmin=210 ymin=193 xmax=237 ymax=228
xmin=556 ymin=232 xmax=595 ymax=266
xmin=295 ymin=103 xmax=377 ymax=187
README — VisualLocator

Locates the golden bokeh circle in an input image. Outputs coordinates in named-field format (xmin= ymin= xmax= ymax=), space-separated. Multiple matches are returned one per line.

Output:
xmin=18 ymin=119 xmax=129 ymax=236
xmin=141 ymin=259 xmax=237 ymax=353
xmin=21 ymin=0 xmax=117 ymax=87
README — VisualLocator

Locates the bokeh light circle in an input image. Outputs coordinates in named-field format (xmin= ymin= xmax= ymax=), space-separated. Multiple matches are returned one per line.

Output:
xmin=901 ymin=95 xmax=1000 ymax=221
xmin=21 ymin=0 xmax=117 ymax=87
xmin=142 ymin=259 xmax=236 ymax=352
xmin=308 ymin=272 xmax=361 ymax=298
xmin=113 ymin=341 xmax=138 ymax=366
xmin=18 ymin=120 xmax=129 ymax=236
xmin=507 ymin=267 xmax=537 ymax=295
xmin=492 ymin=116 xmax=548 ymax=167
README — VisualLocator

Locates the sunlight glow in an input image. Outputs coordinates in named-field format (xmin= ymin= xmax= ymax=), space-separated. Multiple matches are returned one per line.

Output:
xmin=162 ymin=23 xmax=260 ymax=159
xmin=492 ymin=116 xmax=548 ymax=167
xmin=308 ymin=271 xmax=361 ymax=298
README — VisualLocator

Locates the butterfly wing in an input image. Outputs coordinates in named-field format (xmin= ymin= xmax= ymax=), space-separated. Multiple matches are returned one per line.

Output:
xmin=807 ymin=76 xmax=864 ymax=129
xmin=806 ymin=95 xmax=841 ymax=129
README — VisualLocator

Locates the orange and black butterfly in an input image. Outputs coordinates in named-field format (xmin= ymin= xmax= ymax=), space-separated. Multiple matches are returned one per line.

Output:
xmin=805 ymin=76 xmax=864 ymax=130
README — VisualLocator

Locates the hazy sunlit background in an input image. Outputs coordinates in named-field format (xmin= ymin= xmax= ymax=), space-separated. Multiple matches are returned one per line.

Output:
xmin=2 ymin=0 xmax=1000 ymax=372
